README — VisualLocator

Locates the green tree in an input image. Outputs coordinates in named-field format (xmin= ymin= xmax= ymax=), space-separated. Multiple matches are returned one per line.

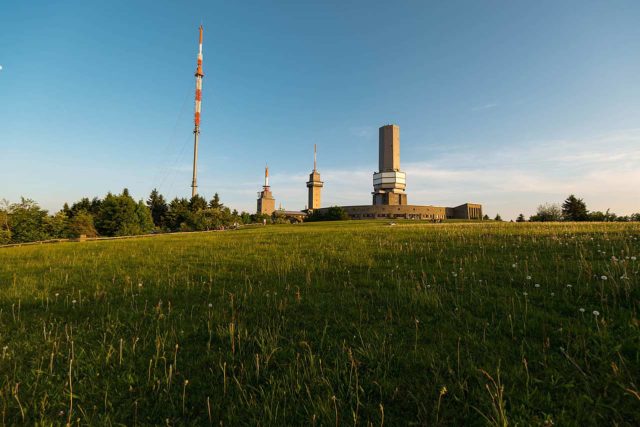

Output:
xmin=240 ymin=211 xmax=252 ymax=224
xmin=188 ymin=207 xmax=234 ymax=231
xmin=483 ymin=214 xmax=489 ymax=220
xmin=0 ymin=202 xmax=11 ymax=244
xmin=209 ymin=193 xmax=223 ymax=209
xmin=95 ymin=190 xmax=151 ymax=236
xmin=494 ymin=213 xmax=502 ymax=221
xmin=562 ymin=195 xmax=588 ymax=221
xmin=189 ymin=195 xmax=208 ymax=212
xmin=66 ymin=211 xmax=98 ymax=238
xmin=147 ymin=188 xmax=168 ymax=228
xmin=530 ymin=203 xmax=563 ymax=222
xmin=136 ymin=200 xmax=155 ymax=233
xmin=7 ymin=198 xmax=49 ymax=243
xmin=272 ymin=210 xmax=289 ymax=224
xmin=45 ymin=211 xmax=69 ymax=238
xmin=516 ymin=213 xmax=525 ymax=222
xmin=89 ymin=197 xmax=102 ymax=216
xmin=69 ymin=198 xmax=92 ymax=217
xmin=306 ymin=206 xmax=348 ymax=222
xmin=165 ymin=198 xmax=192 ymax=231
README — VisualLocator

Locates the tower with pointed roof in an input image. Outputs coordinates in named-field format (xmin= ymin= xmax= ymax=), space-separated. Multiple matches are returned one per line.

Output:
xmin=257 ymin=165 xmax=276 ymax=215
xmin=306 ymin=144 xmax=323 ymax=211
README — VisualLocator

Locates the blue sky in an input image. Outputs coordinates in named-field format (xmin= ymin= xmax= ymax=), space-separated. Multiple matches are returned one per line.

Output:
xmin=1 ymin=0 xmax=639 ymax=219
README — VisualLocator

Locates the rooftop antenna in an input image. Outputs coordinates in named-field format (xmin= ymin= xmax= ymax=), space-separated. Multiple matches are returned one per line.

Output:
xmin=313 ymin=143 xmax=317 ymax=171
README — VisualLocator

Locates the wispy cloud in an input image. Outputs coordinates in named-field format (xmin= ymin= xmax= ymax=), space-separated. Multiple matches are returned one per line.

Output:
xmin=472 ymin=103 xmax=498 ymax=111
xmin=349 ymin=126 xmax=375 ymax=138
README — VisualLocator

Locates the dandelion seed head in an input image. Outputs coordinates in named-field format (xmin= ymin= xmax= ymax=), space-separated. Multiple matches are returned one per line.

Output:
xmin=534 ymin=283 xmax=540 ymax=288
xmin=579 ymin=308 xmax=585 ymax=313
xmin=601 ymin=275 xmax=608 ymax=281
xmin=593 ymin=310 xmax=600 ymax=316
xmin=526 ymin=276 xmax=532 ymax=280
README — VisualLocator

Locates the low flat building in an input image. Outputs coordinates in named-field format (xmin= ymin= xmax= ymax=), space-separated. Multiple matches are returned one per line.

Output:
xmin=315 ymin=203 xmax=482 ymax=220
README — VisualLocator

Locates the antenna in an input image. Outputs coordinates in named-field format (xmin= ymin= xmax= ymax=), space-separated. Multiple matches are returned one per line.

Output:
xmin=191 ymin=25 xmax=204 ymax=198
xmin=314 ymin=144 xmax=317 ymax=171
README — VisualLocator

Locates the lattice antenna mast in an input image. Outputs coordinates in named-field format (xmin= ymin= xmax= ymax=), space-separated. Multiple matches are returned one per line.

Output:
xmin=191 ymin=25 xmax=204 ymax=197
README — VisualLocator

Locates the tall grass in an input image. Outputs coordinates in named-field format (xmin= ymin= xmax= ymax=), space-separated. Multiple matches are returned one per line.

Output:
xmin=0 ymin=221 xmax=638 ymax=425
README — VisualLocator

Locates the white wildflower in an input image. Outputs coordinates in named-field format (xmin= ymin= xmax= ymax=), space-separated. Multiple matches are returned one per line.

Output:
xmin=593 ymin=310 xmax=600 ymax=316
xmin=534 ymin=283 xmax=540 ymax=288
xmin=208 ymin=303 xmax=213 ymax=308
xmin=601 ymin=275 xmax=608 ymax=281
xmin=526 ymin=276 xmax=532 ymax=280
xmin=579 ymin=308 xmax=585 ymax=313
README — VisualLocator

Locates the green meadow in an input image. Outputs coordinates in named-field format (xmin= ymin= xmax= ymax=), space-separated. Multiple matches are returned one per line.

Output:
xmin=0 ymin=221 xmax=638 ymax=425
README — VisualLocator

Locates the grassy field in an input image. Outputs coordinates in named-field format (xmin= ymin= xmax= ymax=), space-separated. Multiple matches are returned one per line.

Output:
xmin=0 ymin=221 xmax=639 ymax=425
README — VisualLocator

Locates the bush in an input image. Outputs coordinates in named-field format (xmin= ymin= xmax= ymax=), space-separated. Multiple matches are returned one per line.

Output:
xmin=66 ymin=211 xmax=98 ymax=238
xmin=305 ymin=206 xmax=348 ymax=222
xmin=530 ymin=203 xmax=563 ymax=222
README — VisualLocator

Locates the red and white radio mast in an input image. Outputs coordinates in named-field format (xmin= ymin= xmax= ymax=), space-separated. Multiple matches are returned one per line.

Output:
xmin=191 ymin=25 xmax=204 ymax=198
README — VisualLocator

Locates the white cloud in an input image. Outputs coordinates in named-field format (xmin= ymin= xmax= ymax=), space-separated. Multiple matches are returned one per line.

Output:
xmin=348 ymin=126 xmax=375 ymax=138
xmin=242 ymin=129 xmax=640 ymax=220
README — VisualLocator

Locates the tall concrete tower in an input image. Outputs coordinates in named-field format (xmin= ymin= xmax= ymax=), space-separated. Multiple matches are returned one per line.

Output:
xmin=372 ymin=124 xmax=407 ymax=205
xmin=257 ymin=166 xmax=276 ymax=215
xmin=306 ymin=144 xmax=323 ymax=211
xmin=191 ymin=25 xmax=204 ymax=198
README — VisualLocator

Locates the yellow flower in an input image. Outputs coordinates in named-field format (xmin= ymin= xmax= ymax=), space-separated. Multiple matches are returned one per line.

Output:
xmin=440 ymin=386 xmax=448 ymax=396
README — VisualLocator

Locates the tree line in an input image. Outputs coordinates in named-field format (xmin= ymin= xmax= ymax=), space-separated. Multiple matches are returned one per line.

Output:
xmin=0 ymin=189 xmax=271 ymax=245
xmin=507 ymin=194 xmax=639 ymax=222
